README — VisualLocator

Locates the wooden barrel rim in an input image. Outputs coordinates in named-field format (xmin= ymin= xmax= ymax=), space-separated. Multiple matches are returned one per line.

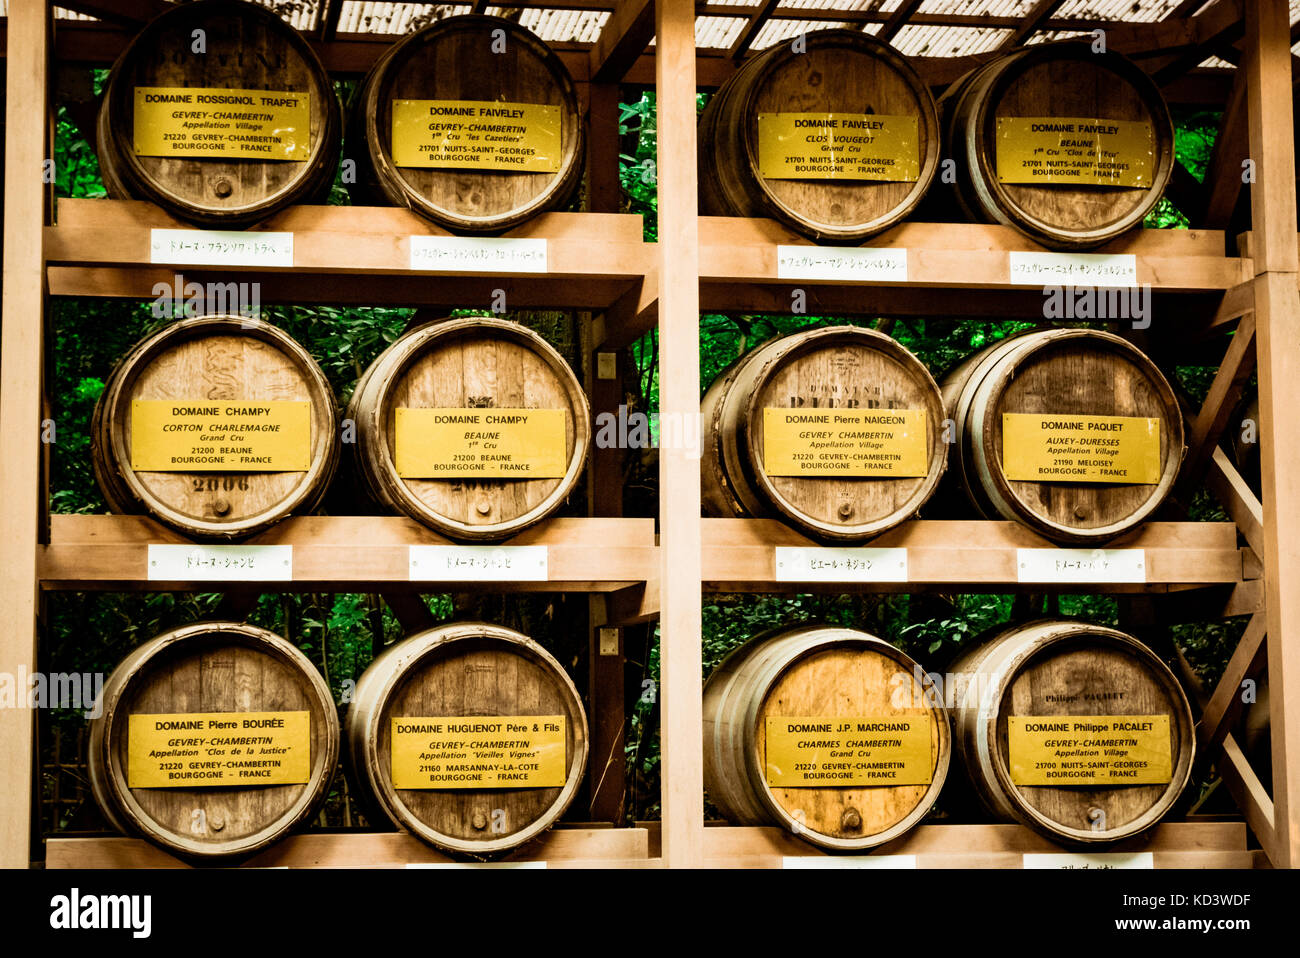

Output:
xmin=352 ymin=316 xmax=591 ymax=540
xmin=350 ymin=622 xmax=589 ymax=855
xmin=98 ymin=0 xmax=341 ymax=225
xmin=356 ymin=14 xmax=584 ymax=232
xmin=971 ymin=622 xmax=1194 ymax=844
xmin=703 ymin=346 xmax=773 ymax=521
xmin=88 ymin=620 xmax=340 ymax=860
xmin=956 ymin=41 xmax=1174 ymax=247
xmin=967 ymin=328 xmax=1184 ymax=542
xmin=946 ymin=335 xmax=1021 ymax=521
xmin=721 ymin=626 xmax=950 ymax=851
xmin=94 ymin=315 xmax=340 ymax=539
xmin=709 ymin=29 xmax=939 ymax=242
xmin=738 ymin=326 xmax=948 ymax=539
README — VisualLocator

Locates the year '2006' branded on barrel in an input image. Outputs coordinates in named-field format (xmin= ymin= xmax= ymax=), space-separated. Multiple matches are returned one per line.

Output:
xmin=92 ymin=316 xmax=339 ymax=540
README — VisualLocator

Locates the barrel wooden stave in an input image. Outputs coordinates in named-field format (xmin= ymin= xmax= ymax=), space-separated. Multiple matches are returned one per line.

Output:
xmin=949 ymin=620 xmax=1195 ymax=845
xmin=97 ymin=0 xmax=340 ymax=227
xmin=87 ymin=621 xmax=339 ymax=861
xmin=347 ymin=316 xmax=589 ymax=541
xmin=345 ymin=622 xmax=588 ymax=856
xmin=699 ymin=29 xmax=939 ymax=242
xmin=351 ymin=14 xmax=584 ymax=232
xmin=941 ymin=42 xmax=1174 ymax=249
xmin=704 ymin=625 xmax=950 ymax=851
xmin=941 ymin=328 xmax=1184 ymax=544
xmin=702 ymin=326 xmax=947 ymax=541
xmin=91 ymin=315 xmax=339 ymax=539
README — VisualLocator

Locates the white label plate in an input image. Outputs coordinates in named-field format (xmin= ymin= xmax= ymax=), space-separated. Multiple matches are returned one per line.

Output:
xmin=406 ymin=861 xmax=546 ymax=869
xmin=783 ymin=855 xmax=916 ymax=869
xmin=409 ymin=545 xmax=548 ymax=582
xmin=149 ymin=229 xmax=294 ymax=267
xmin=409 ymin=236 xmax=547 ymax=273
xmin=1016 ymin=548 xmax=1146 ymax=584
xmin=1008 ymin=251 xmax=1138 ymax=287
xmin=774 ymin=547 xmax=908 ymax=583
xmin=1023 ymin=852 xmax=1154 ymax=870
xmin=146 ymin=544 xmax=292 ymax=581
xmin=776 ymin=245 xmax=908 ymax=283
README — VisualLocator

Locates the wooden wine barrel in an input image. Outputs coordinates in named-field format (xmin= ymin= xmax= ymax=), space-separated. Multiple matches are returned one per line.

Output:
xmin=87 ymin=621 xmax=339 ymax=861
xmin=703 ymin=625 xmax=950 ymax=851
xmin=96 ymin=0 xmax=341 ymax=227
xmin=351 ymin=15 xmax=584 ymax=233
xmin=347 ymin=316 xmax=590 ymax=541
xmin=941 ymin=328 xmax=1184 ymax=545
xmin=699 ymin=29 xmax=940 ymax=242
xmin=702 ymin=326 xmax=947 ymax=541
xmin=345 ymin=622 xmax=588 ymax=856
xmin=949 ymin=620 xmax=1195 ymax=845
xmin=91 ymin=315 xmax=340 ymax=539
xmin=941 ymin=41 xmax=1174 ymax=249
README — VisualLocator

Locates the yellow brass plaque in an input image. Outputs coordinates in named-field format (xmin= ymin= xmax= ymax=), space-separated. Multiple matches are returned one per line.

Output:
xmin=130 ymin=400 xmax=311 ymax=472
xmin=394 ymin=407 xmax=567 ymax=479
xmin=1007 ymin=714 xmax=1172 ymax=786
xmin=390 ymin=716 xmax=567 ymax=789
xmin=133 ymin=87 xmax=311 ymax=160
xmin=757 ymin=113 xmax=920 ymax=181
xmin=390 ymin=100 xmax=562 ymax=171
xmin=127 ymin=711 xmax=310 ymax=788
xmin=764 ymin=715 xmax=932 ymax=787
xmin=995 ymin=117 xmax=1154 ymax=187
xmin=1001 ymin=413 xmax=1161 ymax=484
xmin=763 ymin=408 xmax=928 ymax=477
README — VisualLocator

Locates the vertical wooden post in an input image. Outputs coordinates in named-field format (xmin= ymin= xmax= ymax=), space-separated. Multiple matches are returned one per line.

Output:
xmin=586 ymin=83 xmax=623 ymax=215
xmin=584 ymin=82 xmax=629 ymax=823
xmin=655 ymin=0 xmax=705 ymax=866
xmin=1244 ymin=0 xmax=1300 ymax=868
xmin=0 ymin=0 xmax=49 ymax=869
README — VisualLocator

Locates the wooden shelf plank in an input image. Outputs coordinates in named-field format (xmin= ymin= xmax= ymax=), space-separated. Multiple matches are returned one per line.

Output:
xmin=700 ymin=217 xmax=1251 ymax=297
xmin=703 ymin=518 xmax=1245 ymax=591
xmin=701 ymin=822 xmax=1252 ymax=868
xmin=46 ymin=199 xmax=654 ymax=311
xmin=46 ymin=821 xmax=1249 ymax=869
xmin=44 ymin=826 xmax=650 ymax=868
xmin=39 ymin=515 xmax=657 ymax=591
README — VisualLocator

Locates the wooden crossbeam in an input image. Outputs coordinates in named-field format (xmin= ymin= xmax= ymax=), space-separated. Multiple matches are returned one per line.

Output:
xmin=1179 ymin=310 xmax=1257 ymax=489
xmin=1194 ymin=280 xmax=1255 ymax=336
xmin=1206 ymin=447 xmax=1265 ymax=559
xmin=590 ymin=0 xmax=655 ymax=83
xmin=1166 ymin=160 xmax=1208 ymax=222
xmin=1153 ymin=0 xmax=1245 ymax=87
xmin=381 ymin=593 xmax=438 ymax=634
xmin=597 ymin=276 xmax=659 ymax=351
xmin=997 ymin=0 xmax=1067 ymax=51
xmin=1201 ymin=70 xmax=1248 ymax=228
xmin=317 ymin=0 xmax=343 ymax=41
xmin=729 ymin=0 xmax=779 ymax=60
xmin=1218 ymin=731 xmax=1275 ymax=856
xmin=54 ymin=0 xmax=171 ymax=24
xmin=877 ymin=0 xmax=924 ymax=44
xmin=1201 ymin=612 xmax=1268 ymax=748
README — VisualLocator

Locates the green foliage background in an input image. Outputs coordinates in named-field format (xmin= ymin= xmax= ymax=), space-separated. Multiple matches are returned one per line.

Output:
xmin=41 ymin=86 xmax=1245 ymax=831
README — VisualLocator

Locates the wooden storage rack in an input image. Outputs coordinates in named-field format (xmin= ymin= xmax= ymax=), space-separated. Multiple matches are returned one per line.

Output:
xmin=1 ymin=0 xmax=1295 ymax=869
